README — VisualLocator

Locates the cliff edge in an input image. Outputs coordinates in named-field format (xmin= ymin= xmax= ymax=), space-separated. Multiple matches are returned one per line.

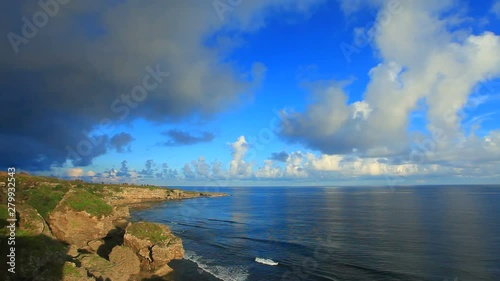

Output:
xmin=0 ymin=172 xmax=227 ymax=281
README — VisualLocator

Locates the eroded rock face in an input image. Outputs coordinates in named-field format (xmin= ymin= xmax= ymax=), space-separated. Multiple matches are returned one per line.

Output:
xmin=87 ymin=239 xmax=105 ymax=253
xmin=107 ymin=188 xmax=172 ymax=205
xmin=76 ymin=247 xmax=142 ymax=281
xmin=67 ymin=245 xmax=80 ymax=258
xmin=49 ymin=209 xmax=114 ymax=248
xmin=78 ymin=254 xmax=128 ymax=281
xmin=123 ymin=222 xmax=184 ymax=274
xmin=105 ymin=187 xmax=227 ymax=206
xmin=109 ymin=246 xmax=141 ymax=276
xmin=154 ymin=264 xmax=174 ymax=276
xmin=48 ymin=192 xmax=115 ymax=248
xmin=151 ymin=242 xmax=183 ymax=266
xmin=112 ymin=206 xmax=131 ymax=228
xmin=16 ymin=204 xmax=54 ymax=237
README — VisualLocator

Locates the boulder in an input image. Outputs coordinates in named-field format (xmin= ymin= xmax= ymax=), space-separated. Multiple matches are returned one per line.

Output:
xmin=88 ymin=239 xmax=104 ymax=253
xmin=151 ymin=239 xmax=183 ymax=266
xmin=139 ymin=247 xmax=152 ymax=262
xmin=109 ymin=246 xmax=141 ymax=276
xmin=48 ymin=190 xmax=115 ymax=248
xmin=113 ymin=206 xmax=130 ymax=219
xmin=67 ymin=245 xmax=80 ymax=258
xmin=78 ymin=253 xmax=128 ymax=281
xmin=16 ymin=204 xmax=53 ymax=237
xmin=154 ymin=264 xmax=174 ymax=276
xmin=112 ymin=206 xmax=130 ymax=227
xmin=123 ymin=222 xmax=184 ymax=273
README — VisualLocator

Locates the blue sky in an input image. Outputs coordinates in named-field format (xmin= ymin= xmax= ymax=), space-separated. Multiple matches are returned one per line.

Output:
xmin=1 ymin=0 xmax=500 ymax=186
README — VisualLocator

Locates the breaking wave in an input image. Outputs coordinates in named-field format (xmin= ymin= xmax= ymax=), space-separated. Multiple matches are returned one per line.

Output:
xmin=255 ymin=257 xmax=279 ymax=266
xmin=184 ymin=250 xmax=249 ymax=281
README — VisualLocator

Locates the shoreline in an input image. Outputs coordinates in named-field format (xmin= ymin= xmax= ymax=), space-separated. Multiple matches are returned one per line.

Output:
xmin=0 ymin=172 xmax=228 ymax=280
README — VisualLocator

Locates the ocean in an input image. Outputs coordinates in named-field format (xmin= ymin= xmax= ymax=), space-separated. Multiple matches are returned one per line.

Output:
xmin=131 ymin=185 xmax=500 ymax=281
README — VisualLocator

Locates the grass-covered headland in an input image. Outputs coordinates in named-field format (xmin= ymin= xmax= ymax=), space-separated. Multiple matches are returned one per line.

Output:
xmin=0 ymin=172 xmax=226 ymax=281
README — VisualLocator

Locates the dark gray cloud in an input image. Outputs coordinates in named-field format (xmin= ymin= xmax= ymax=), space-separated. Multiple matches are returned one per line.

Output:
xmin=161 ymin=130 xmax=215 ymax=146
xmin=0 ymin=0 xmax=285 ymax=171
xmin=270 ymin=151 xmax=289 ymax=162
xmin=0 ymin=0 xmax=327 ymax=171
xmin=110 ymin=132 xmax=134 ymax=153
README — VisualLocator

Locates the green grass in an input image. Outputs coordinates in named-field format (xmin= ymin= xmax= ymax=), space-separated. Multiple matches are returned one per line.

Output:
xmin=63 ymin=190 xmax=113 ymax=218
xmin=63 ymin=262 xmax=83 ymax=278
xmin=0 ymin=205 xmax=9 ymax=236
xmin=82 ymin=183 xmax=110 ymax=197
xmin=26 ymin=185 xmax=66 ymax=220
xmin=0 ymin=205 xmax=8 ymax=221
xmin=0 ymin=172 xmax=186 ymax=222
xmin=16 ymin=206 xmax=44 ymax=235
xmin=16 ymin=234 xmax=68 ymax=279
xmin=127 ymin=222 xmax=174 ymax=244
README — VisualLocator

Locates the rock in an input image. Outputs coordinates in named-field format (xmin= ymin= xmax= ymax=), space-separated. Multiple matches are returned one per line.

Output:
xmin=88 ymin=239 xmax=104 ymax=252
xmin=97 ymin=227 xmax=126 ymax=259
xmin=67 ymin=245 xmax=80 ymax=258
xmin=16 ymin=204 xmax=53 ymax=237
xmin=106 ymin=187 xmax=171 ymax=205
xmin=139 ymin=247 xmax=152 ymax=261
xmin=110 ymin=206 xmax=130 ymax=230
xmin=109 ymin=246 xmax=141 ymax=275
xmin=151 ymin=239 xmax=183 ymax=266
xmin=123 ymin=222 xmax=184 ymax=273
xmin=104 ymin=186 xmax=226 ymax=205
xmin=79 ymin=253 xmax=128 ymax=281
xmin=62 ymin=262 xmax=95 ymax=281
xmin=48 ymin=190 xmax=115 ymax=248
xmin=154 ymin=264 xmax=173 ymax=277
xmin=124 ymin=231 xmax=152 ymax=253
xmin=113 ymin=206 xmax=130 ymax=219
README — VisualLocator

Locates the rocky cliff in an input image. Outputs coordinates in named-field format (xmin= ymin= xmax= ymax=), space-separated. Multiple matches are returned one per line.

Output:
xmin=0 ymin=172 xmax=227 ymax=281
xmin=105 ymin=186 xmax=226 ymax=206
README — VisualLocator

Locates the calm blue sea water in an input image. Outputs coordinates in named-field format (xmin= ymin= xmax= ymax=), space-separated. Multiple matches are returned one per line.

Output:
xmin=131 ymin=185 xmax=500 ymax=281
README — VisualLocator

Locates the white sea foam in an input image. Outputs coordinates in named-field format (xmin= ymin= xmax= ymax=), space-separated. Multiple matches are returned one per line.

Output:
xmin=184 ymin=250 xmax=249 ymax=281
xmin=255 ymin=257 xmax=279 ymax=266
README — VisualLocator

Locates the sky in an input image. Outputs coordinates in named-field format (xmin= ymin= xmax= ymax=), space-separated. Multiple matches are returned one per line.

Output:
xmin=1 ymin=0 xmax=500 ymax=186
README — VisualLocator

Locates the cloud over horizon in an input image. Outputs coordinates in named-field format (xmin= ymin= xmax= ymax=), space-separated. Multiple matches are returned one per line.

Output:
xmin=0 ymin=0 xmax=323 ymax=171
xmin=2 ymin=0 xmax=499 ymax=185
xmin=280 ymin=0 xmax=500 ymax=170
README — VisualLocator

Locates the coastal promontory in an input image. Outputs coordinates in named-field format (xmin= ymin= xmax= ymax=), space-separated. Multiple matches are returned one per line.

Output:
xmin=0 ymin=172 xmax=226 ymax=280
